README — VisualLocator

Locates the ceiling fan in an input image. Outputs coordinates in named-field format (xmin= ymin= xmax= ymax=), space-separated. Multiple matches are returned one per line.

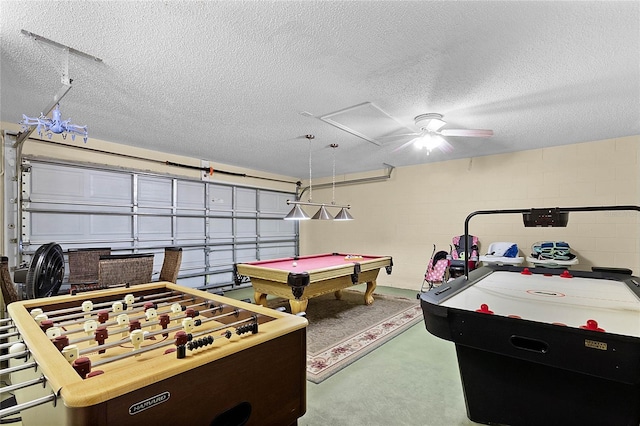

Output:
xmin=393 ymin=113 xmax=493 ymax=155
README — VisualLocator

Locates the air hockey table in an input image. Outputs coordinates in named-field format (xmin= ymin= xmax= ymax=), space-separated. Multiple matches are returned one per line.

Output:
xmin=420 ymin=264 xmax=640 ymax=425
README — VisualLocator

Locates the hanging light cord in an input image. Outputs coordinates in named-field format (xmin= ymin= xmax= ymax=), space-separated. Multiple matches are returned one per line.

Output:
xmin=307 ymin=134 xmax=313 ymax=202
xmin=331 ymin=143 xmax=337 ymax=205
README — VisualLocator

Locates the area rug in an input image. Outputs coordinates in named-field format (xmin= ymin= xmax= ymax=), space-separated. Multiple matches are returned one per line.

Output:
xmin=269 ymin=290 xmax=423 ymax=384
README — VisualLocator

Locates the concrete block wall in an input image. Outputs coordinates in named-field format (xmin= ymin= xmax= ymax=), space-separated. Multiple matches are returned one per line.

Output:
xmin=301 ymin=135 xmax=640 ymax=289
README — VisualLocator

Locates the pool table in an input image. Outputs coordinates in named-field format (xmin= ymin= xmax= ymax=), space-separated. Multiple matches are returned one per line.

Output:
xmin=234 ymin=253 xmax=393 ymax=314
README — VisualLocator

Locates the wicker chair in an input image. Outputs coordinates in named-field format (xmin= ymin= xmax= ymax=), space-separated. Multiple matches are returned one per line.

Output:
xmin=68 ymin=248 xmax=111 ymax=285
xmin=0 ymin=256 xmax=19 ymax=305
xmin=159 ymin=247 xmax=182 ymax=283
xmin=98 ymin=254 xmax=154 ymax=288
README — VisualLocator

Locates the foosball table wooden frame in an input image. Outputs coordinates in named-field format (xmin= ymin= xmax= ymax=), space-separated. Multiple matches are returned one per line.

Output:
xmin=4 ymin=282 xmax=308 ymax=426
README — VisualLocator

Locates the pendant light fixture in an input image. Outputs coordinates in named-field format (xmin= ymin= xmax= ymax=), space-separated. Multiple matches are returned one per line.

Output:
xmin=334 ymin=206 xmax=354 ymax=221
xmin=329 ymin=143 xmax=353 ymax=221
xmin=284 ymin=136 xmax=353 ymax=221
xmin=284 ymin=135 xmax=315 ymax=221
xmin=283 ymin=203 xmax=311 ymax=220
xmin=311 ymin=205 xmax=334 ymax=220
xmin=310 ymin=139 xmax=334 ymax=220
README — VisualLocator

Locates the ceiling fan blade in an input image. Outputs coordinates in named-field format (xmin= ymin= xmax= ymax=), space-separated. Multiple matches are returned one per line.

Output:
xmin=437 ymin=139 xmax=455 ymax=153
xmin=392 ymin=137 xmax=419 ymax=153
xmin=378 ymin=132 xmax=420 ymax=140
xmin=440 ymin=129 xmax=493 ymax=138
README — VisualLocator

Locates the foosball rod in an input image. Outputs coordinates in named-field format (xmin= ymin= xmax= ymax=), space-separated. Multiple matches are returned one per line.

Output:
xmin=0 ymin=323 xmax=16 ymax=333
xmin=90 ymin=315 xmax=261 ymax=369
xmin=51 ymin=293 xmax=189 ymax=324
xmin=33 ymin=291 xmax=186 ymax=328
xmin=73 ymin=304 xmax=233 ymax=352
xmin=0 ymin=393 xmax=57 ymax=420
xmin=59 ymin=298 xmax=213 ymax=334
xmin=62 ymin=299 xmax=220 ymax=341
xmin=0 ymin=339 xmax=23 ymax=351
xmin=33 ymin=290 xmax=179 ymax=318
xmin=0 ymin=361 xmax=38 ymax=376
xmin=0 ymin=349 xmax=29 ymax=363
xmin=0 ymin=375 xmax=46 ymax=395
xmin=0 ymin=330 xmax=20 ymax=340
xmin=52 ymin=294 xmax=202 ymax=329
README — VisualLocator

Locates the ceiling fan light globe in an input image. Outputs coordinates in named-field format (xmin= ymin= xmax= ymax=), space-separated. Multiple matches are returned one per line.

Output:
xmin=415 ymin=134 xmax=445 ymax=151
xmin=425 ymin=134 xmax=445 ymax=151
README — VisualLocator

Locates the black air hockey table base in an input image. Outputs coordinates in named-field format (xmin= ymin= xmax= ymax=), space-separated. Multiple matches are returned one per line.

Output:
xmin=455 ymin=344 xmax=640 ymax=425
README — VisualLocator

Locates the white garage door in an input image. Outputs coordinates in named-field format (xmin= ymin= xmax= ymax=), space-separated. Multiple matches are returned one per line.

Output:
xmin=15 ymin=158 xmax=298 ymax=291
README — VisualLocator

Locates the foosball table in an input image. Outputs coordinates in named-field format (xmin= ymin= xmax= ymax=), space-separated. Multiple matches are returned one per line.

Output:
xmin=1 ymin=282 xmax=308 ymax=425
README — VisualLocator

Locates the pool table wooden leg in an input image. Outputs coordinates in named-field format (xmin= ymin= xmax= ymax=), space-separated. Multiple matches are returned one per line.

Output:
xmin=254 ymin=291 xmax=268 ymax=308
xmin=364 ymin=280 xmax=377 ymax=305
xmin=289 ymin=299 xmax=308 ymax=315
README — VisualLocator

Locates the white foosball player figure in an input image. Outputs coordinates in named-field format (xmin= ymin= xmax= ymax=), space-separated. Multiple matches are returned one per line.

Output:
xmin=62 ymin=344 xmax=79 ymax=364
xmin=130 ymin=329 xmax=144 ymax=355
xmin=145 ymin=307 xmax=158 ymax=330
xmin=83 ymin=320 xmax=98 ymax=344
xmin=81 ymin=301 xmax=93 ymax=318
xmin=124 ymin=294 xmax=135 ymax=310
xmin=117 ymin=313 xmax=129 ymax=337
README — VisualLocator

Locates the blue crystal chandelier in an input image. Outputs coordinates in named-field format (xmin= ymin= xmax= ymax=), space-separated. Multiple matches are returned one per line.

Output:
xmin=16 ymin=30 xmax=101 ymax=145
xmin=20 ymin=103 xmax=88 ymax=143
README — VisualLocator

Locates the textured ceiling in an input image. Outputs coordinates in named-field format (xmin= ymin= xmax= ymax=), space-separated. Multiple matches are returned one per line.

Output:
xmin=1 ymin=1 xmax=639 ymax=179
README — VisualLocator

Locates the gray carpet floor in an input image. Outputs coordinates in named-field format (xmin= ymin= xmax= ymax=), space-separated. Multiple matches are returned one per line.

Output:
xmin=225 ymin=284 xmax=477 ymax=426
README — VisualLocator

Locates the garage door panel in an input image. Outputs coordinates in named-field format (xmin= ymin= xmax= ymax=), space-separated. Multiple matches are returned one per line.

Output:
xmin=18 ymin=160 xmax=297 ymax=290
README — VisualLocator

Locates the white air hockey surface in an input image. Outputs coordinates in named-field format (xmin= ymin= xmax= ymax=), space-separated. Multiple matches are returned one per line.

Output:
xmin=440 ymin=270 xmax=640 ymax=338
